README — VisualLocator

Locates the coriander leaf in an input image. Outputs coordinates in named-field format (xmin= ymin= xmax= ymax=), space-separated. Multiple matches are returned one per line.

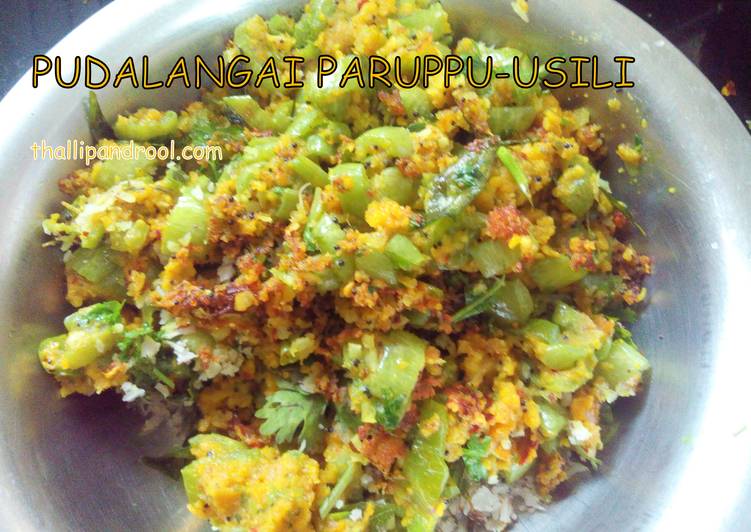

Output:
xmin=375 ymin=393 xmax=406 ymax=431
xmin=74 ymin=301 xmax=123 ymax=328
xmin=116 ymin=323 xmax=160 ymax=360
xmin=462 ymin=434 xmax=491 ymax=482
xmin=256 ymin=384 xmax=326 ymax=451
xmin=189 ymin=115 xmax=243 ymax=147
xmin=115 ymin=321 xmax=175 ymax=389
xmin=614 ymin=322 xmax=638 ymax=348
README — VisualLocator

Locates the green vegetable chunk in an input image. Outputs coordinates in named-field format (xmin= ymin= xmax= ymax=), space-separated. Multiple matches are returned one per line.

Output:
xmin=241 ymin=136 xmax=279 ymax=163
xmin=368 ymin=502 xmax=401 ymax=531
xmin=354 ymin=127 xmax=414 ymax=160
xmin=304 ymin=188 xmax=346 ymax=254
xmin=356 ymin=251 xmax=398 ymax=285
xmin=373 ymin=167 xmax=416 ymax=205
xmin=301 ymin=58 xmax=361 ymax=121
xmin=525 ymin=319 xmax=589 ymax=370
xmin=596 ymin=339 xmax=650 ymax=394
xmin=399 ymin=87 xmax=433 ymax=118
xmin=290 ymin=154 xmax=329 ymax=188
xmin=534 ymin=359 xmax=597 ymax=394
xmin=224 ymin=95 xmax=291 ymax=133
xmin=91 ymin=147 xmax=158 ymax=189
xmin=274 ymin=187 xmax=299 ymax=220
xmin=488 ymin=278 xmax=533 ymax=324
xmin=464 ymin=43 xmax=539 ymax=103
xmin=267 ymin=13 xmax=294 ymax=34
xmin=399 ymin=3 xmax=451 ymax=39
xmin=161 ymin=187 xmax=209 ymax=256
xmin=113 ymin=109 xmax=178 ymax=142
xmin=67 ymin=246 xmax=127 ymax=298
xmin=553 ymin=155 xmax=598 ymax=217
xmin=468 ymin=240 xmax=520 ymax=278
xmin=330 ymin=163 xmax=371 ymax=219
xmin=317 ymin=254 xmax=355 ymax=292
xmin=385 ymin=234 xmax=427 ymax=271
xmin=503 ymin=456 xmax=536 ymax=484
xmin=489 ymin=106 xmax=536 ymax=137
xmin=529 ymin=256 xmax=587 ymax=291
xmin=109 ymin=219 xmax=150 ymax=254
xmin=38 ymin=301 xmax=123 ymax=373
xmin=399 ymin=400 xmax=449 ymax=531
xmin=286 ymin=103 xmax=326 ymax=138
xmin=525 ymin=303 xmax=605 ymax=371
xmin=364 ymin=331 xmax=427 ymax=430
xmin=536 ymin=400 xmax=568 ymax=440
xmin=294 ymin=0 xmax=336 ymax=46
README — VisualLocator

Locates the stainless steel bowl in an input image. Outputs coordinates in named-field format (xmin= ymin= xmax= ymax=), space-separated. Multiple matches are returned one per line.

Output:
xmin=0 ymin=1 xmax=749 ymax=530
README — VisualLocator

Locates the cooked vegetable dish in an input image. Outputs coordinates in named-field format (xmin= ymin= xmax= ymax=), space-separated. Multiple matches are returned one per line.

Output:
xmin=38 ymin=0 xmax=652 ymax=530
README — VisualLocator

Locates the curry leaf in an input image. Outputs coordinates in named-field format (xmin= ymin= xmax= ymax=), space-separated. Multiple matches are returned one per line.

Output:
xmin=452 ymin=279 xmax=506 ymax=322
xmin=424 ymin=143 xmax=496 ymax=221
xmin=497 ymin=145 xmax=533 ymax=204
xmin=85 ymin=91 xmax=114 ymax=142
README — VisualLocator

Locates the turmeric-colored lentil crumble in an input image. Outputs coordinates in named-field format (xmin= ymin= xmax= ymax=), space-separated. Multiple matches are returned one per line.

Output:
xmin=39 ymin=1 xmax=651 ymax=530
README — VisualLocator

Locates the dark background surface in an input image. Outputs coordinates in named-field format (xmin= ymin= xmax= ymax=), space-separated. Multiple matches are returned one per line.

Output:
xmin=0 ymin=0 xmax=749 ymax=126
